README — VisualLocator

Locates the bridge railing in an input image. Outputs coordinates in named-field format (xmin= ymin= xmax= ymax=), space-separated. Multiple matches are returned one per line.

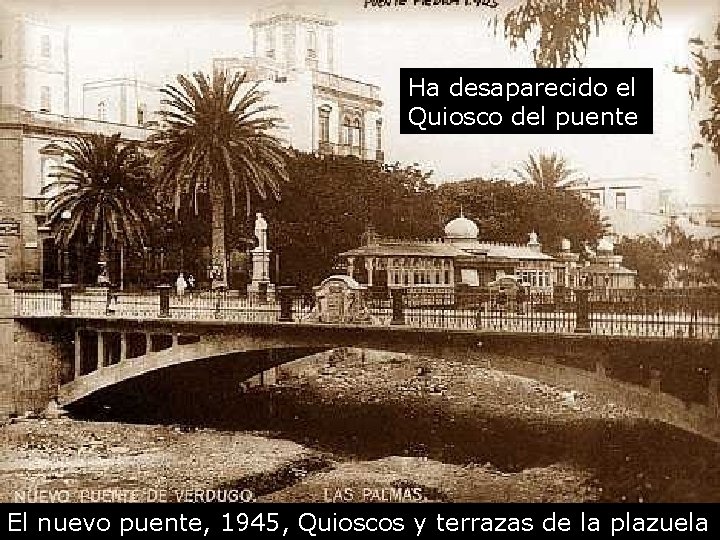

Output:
xmin=401 ymin=289 xmax=576 ymax=333
xmin=169 ymin=291 xmax=279 ymax=322
xmin=359 ymin=287 xmax=720 ymax=339
xmin=11 ymin=287 xmax=313 ymax=324
xmin=12 ymin=290 xmax=62 ymax=317
xmin=11 ymin=286 xmax=720 ymax=340
xmin=587 ymin=288 xmax=720 ymax=340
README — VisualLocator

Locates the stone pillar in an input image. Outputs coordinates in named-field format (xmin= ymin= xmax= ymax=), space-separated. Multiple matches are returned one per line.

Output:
xmin=575 ymin=288 xmax=591 ymax=334
xmin=74 ymin=329 xmax=82 ymax=378
xmin=96 ymin=331 xmax=105 ymax=370
xmin=146 ymin=333 xmax=153 ymax=355
xmin=157 ymin=284 xmax=171 ymax=317
xmin=60 ymin=284 xmax=73 ymax=315
xmin=0 ymin=241 xmax=15 ymax=416
xmin=708 ymin=370 xmax=719 ymax=417
xmin=595 ymin=358 xmax=608 ymax=378
xmin=172 ymin=333 xmax=179 ymax=347
xmin=119 ymin=333 xmax=127 ymax=362
xmin=391 ymin=288 xmax=405 ymax=325
xmin=366 ymin=257 xmax=374 ymax=287
xmin=347 ymin=257 xmax=355 ymax=278
xmin=278 ymin=286 xmax=295 ymax=322
xmin=0 ymin=241 xmax=8 ymax=287
xmin=649 ymin=368 xmax=662 ymax=393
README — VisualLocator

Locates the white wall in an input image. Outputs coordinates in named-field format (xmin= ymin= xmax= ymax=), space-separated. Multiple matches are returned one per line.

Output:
xmin=83 ymin=81 xmax=163 ymax=126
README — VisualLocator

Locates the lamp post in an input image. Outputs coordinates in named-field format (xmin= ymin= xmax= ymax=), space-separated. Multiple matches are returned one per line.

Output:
xmin=61 ymin=209 xmax=71 ymax=284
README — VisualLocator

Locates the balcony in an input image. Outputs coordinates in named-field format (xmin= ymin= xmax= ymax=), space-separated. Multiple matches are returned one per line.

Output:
xmin=312 ymin=71 xmax=381 ymax=104
xmin=318 ymin=142 xmax=382 ymax=161
xmin=0 ymin=105 xmax=153 ymax=141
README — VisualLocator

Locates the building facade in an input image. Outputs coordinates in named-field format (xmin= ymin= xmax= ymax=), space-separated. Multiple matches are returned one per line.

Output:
xmin=213 ymin=5 xmax=384 ymax=161
xmin=83 ymin=78 xmax=163 ymax=127
xmin=0 ymin=7 xmax=70 ymax=116
xmin=0 ymin=7 xmax=152 ymax=287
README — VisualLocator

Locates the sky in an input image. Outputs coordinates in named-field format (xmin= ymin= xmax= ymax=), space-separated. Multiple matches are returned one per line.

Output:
xmin=4 ymin=0 xmax=720 ymax=204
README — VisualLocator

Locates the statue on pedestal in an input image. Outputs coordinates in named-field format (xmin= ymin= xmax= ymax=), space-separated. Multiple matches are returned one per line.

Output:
xmin=254 ymin=212 xmax=268 ymax=252
xmin=248 ymin=212 xmax=274 ymax=300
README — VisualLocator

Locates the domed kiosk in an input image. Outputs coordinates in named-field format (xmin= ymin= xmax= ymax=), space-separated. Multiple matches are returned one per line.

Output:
xmin=444 ymin=213 xmax=479 ymax=242
xmin=338 ymin=213 xmax=556 ymax=294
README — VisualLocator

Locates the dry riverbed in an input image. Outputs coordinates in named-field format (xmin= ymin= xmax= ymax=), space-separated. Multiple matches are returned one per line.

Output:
xmin=1 ymin=350 xmax=718 ymax=502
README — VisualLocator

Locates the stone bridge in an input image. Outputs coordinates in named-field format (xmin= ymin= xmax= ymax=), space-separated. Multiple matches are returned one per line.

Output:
xmin=4 ymin=312 xmax=720 ymax=441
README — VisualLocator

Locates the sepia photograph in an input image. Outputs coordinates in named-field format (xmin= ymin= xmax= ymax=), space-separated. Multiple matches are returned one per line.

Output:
xmin=0 ymin=0 xmax=719 ymax=505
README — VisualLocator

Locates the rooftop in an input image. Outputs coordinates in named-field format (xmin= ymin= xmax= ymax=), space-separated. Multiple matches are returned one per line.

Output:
xmin=340 ymin=241 xmax=469 ymax=259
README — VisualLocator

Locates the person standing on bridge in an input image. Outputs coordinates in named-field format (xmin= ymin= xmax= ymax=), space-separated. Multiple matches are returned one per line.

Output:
xmin=176 ymin=272 xmax=187 ymax=297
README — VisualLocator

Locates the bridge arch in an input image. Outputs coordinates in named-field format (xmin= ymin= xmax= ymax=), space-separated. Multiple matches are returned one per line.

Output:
xmin=59 ymin=328 xmax=331 ymax=406
xmin=10 ymin=317 xmax=720 ymax=441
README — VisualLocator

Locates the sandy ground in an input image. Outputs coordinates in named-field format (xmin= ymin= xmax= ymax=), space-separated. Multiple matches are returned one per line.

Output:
xmin=0 ymin=420 xmax=315 ymax=502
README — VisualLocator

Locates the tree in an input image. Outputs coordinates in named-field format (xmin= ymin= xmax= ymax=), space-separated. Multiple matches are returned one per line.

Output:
xmin=689 ymin=21 xmax=720 ymax=161
xmin=150 ymin=71 xmax=290 ymax=289
xmin=501 ymin=0 xmax=662 ymax=68
xmin=500 ymin=2 xmax=719 ymax=162
xmin=617 ymin=223 xmax=720 ymax=287
xmin=615 ymin=235 xmax=670 ymax=287
xmin=44 ymin=133 xmax=154 ymax=285
xmin=434 ymin=177 xmax=606 ymax=251
xmin=260 ymin=152 xmax=438 ymax=289
xmin=512 ymin=152 xmax=581 ymax=189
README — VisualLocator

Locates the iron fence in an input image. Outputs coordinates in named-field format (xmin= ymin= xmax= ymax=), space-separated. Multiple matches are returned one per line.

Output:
xmin=587 ymin=289 xmax=720 ymax=340
xmin=10 ymin=286 xmax=720 ymax=340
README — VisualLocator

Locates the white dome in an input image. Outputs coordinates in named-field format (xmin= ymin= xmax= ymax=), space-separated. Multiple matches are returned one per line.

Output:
xmin=444 ymin=215 xmax=479 ymax=240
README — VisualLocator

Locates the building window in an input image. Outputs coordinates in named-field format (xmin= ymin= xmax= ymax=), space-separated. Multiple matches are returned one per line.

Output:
xmin=376 ymin=119 xmax=382 ymax=151
xmin=318 ymin=107 xmax=330 ymax=144
xmin=40 ymin=157 xmax=58 ymax=192
xmin=616 ymin=192 xmax=627 ymax=210
xmin=137 ymin=104 xmax=147 ymax=125
xmin=342 ymin=115 xmax=353 ymax=146
xmin=40 ymin=86 xmax=51 ymax=112
xmin=97 ymin=101 xmax=107 ymax=121
xmin=283 ymin=23 xmax=295 ymax=68
xmin=41 ymin=35 xmax=51 ymax=58
xmin=265 ymin=27 xmax=275 ymax=59
xmin=588 ymin=192 xmax=601 ymax=207
xmin=306 ymin=28 xmax=317 ymax=67
xmin=352 ymin=118 xmax=362 ymax=149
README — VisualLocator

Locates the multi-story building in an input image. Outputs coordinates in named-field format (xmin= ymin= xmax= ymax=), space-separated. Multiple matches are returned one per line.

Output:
xmin=0 ymin=4 xmax=384 ymax=288
xmin=213 ymin=5 xmax=384 ymax=161
xmin=569 ymin=176 xmax=678 ymax=240
xmin=0 ymin=7 xmax=151 ymax=287
xmin=0 ymin=7 xmax=70 ymax=116
xmin=83 ymin=78 xmax=163 ymax=127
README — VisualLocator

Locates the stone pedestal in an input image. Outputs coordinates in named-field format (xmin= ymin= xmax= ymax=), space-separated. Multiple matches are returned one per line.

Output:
xmin=247 ymin=248 xmax=275 ymax=299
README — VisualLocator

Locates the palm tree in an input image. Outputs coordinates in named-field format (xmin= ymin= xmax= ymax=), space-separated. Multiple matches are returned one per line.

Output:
xmin=44 ymin=133 xmax=154 ymax=285
xmin=513 ymin=152 xmax=581 ymax=190
xmin=150 ymin=71 xmax=290 ymax=289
